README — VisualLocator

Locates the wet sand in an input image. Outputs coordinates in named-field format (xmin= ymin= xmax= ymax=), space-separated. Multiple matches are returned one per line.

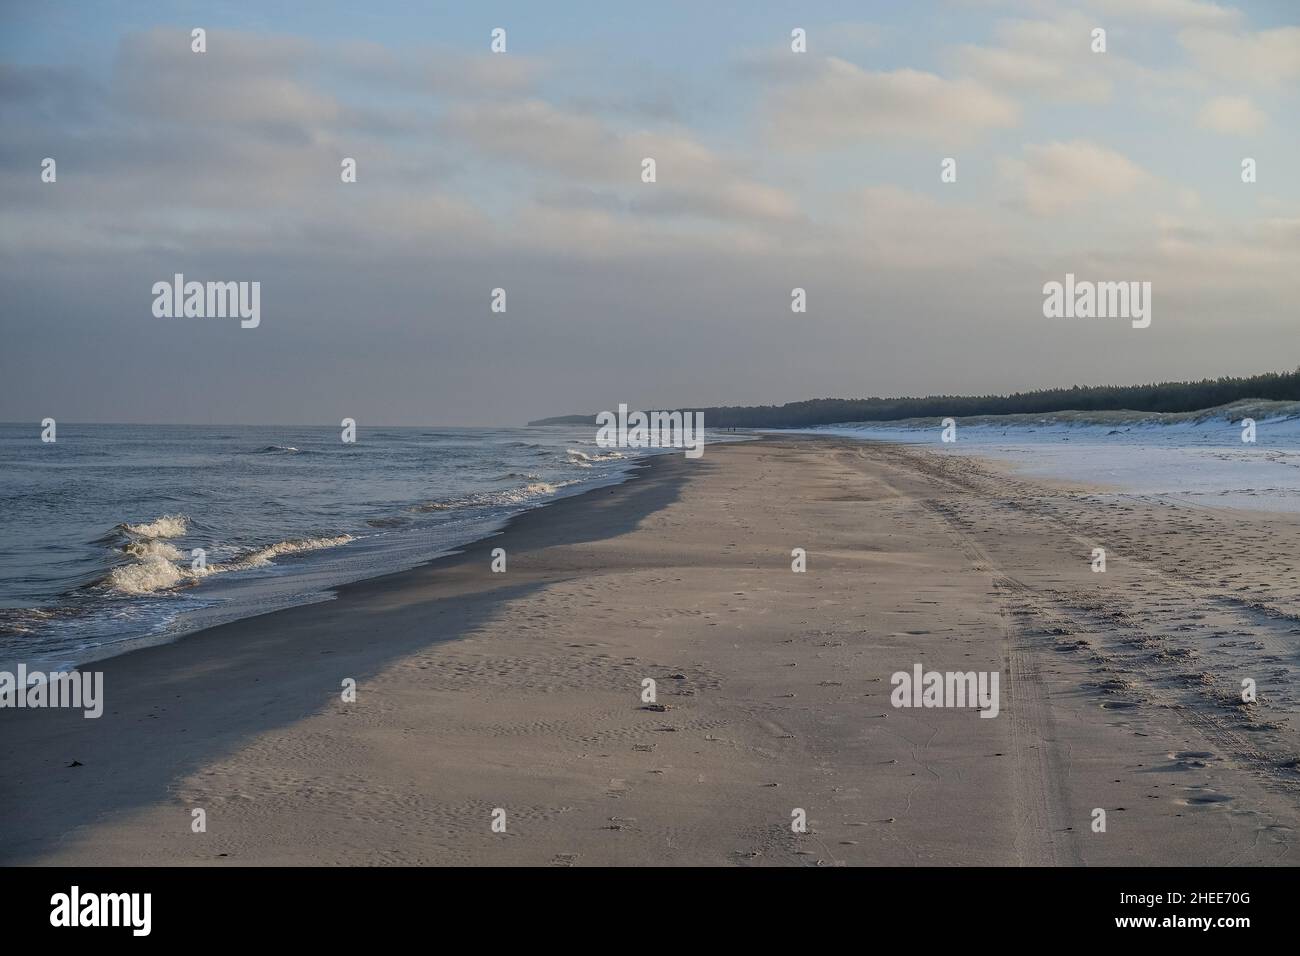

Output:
xmin=2 ymin=437 xmax=1296 ymax=865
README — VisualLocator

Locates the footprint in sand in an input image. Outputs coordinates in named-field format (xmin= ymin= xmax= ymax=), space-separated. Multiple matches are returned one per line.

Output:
xmin=1175 ymin=787 xmax=1234 ymax=807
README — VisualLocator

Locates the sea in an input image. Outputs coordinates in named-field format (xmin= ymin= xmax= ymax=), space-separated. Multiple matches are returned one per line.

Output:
xmin=0 ymin=422 xmax=680 ymax=671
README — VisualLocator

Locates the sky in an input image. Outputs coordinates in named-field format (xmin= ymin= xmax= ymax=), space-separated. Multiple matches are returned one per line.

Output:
xmin=1 ymin=0 xmax=1297 ymax=426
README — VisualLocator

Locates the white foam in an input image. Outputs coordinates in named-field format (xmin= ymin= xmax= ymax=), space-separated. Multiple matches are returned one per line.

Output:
xmin=236 ymin=535 xmax=354 ymax=569
xmin=122 ymin=514 xmax=188 ymax=538
xmin=566 ymin=448 xmax=627 ymax=468
xmin=415 ymin=481 xmax=576 ymax=512
xmin=104 ymin=534 xmax=354 ymax=595
xmin=107 ymin=554 xmax=191 ymax=595
xmin=124 ymin=540 xmax=184 ymax=561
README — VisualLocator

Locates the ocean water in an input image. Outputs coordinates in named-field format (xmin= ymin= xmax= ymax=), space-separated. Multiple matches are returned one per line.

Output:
xmin=786 ymin=405 xmax=1300 ymax=513
xmin=0 ymin=423 xmax=658 ymax=671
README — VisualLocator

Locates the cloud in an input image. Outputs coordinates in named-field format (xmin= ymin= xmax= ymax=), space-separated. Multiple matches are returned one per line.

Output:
xmin=1001 ymin=140 xmax=1150 ymax=216
xmin=4 ymin=14 xmax=1299 ymax=427
xmin=446 ymin=100 xmax=800 ymax=223
xmin=955 ymin=12 xmax=1126 ymax=103
xmin=760 ymin=56 xmax=1019 ymax=147
xmin=1179 ymin=26 xmax=1300 ymax=88
xmin=0 ymin=63 xmax=105 ymax=123
xmin=835 ymin=185 xmax=1008 ymax=269
xmin=1149 ymin=214 xmax=1300 ymax=286
xmin=109 ymin=28 xmax=541 ymax=137
xmin=445 ymin=98 xmax=615 ymax=178
xmin=112 ymin=28 xmax=334 ymax=124
xmin=334 ymin=39 xmax=544 ymax=98
xmin=1091 ymin=0 xmax=1241 ymax=27
xmin=1196 ymin=94 xmax=1267 ymax=134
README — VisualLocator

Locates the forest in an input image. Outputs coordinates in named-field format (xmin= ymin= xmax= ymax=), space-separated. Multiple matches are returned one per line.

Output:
xmin=529 ymin=368 xmax=1300 ymax=429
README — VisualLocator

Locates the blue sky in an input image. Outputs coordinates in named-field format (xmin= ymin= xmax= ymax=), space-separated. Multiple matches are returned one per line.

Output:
xmin=1 ymin=1 xmax=1297 ymax=424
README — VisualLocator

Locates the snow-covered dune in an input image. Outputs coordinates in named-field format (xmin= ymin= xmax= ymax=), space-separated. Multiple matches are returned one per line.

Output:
xmin=779 ymin=400 xmax=1300 ymax=512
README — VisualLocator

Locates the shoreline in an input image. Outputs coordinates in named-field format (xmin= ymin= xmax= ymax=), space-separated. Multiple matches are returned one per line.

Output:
xmin=3 ymin=436 xmax=1297 ymax=866
xmin=0 ymin=448 xmax=694 ymax=865
xmin=5 ymin=444 xmax=666 ymax=674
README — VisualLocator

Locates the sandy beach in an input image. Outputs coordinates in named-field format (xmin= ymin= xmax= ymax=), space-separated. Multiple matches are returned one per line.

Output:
xmin=2 ymin=436 xmax=1297 ymax=866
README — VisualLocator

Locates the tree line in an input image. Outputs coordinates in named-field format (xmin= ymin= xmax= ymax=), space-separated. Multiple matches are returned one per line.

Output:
xmin=528 ymin=368 xmax=1300 ymax=429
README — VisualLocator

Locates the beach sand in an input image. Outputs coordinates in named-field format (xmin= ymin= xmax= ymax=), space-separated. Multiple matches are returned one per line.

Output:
xmin=3 ymin=437 xmax=1297 ymax=866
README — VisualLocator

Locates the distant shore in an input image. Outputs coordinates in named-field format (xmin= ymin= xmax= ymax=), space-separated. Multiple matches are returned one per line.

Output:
xmin=2 ymin=437 xmax=1296 ymax=865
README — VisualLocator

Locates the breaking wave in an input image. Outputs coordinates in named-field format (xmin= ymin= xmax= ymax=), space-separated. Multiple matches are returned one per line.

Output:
xmin=566 ymin=448 xmax=627 ymax=467
xmin=101 ymin=532 xmax=354 ymax=596
xmin=124 ymin=540 xmax=185 ymax=561
xmin=107 ymin=553 xmax=194 ymax=595
xmin=414 ymin=480 xmax=575 ymax=512
xmin=119 ymin=514 xmax=188 ymax=539
xmin=236 ymin=535 xmax=354 ymax=569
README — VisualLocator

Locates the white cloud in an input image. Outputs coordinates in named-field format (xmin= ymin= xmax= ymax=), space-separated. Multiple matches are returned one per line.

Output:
xmin=446 ymin=100 xmax=800 ymax=223
xmin=955 ymin=12 xmax=1118 ymax=103
xmin=1001 ymin=140 xmax=1150 ymax=216
xmin=1179 ymin=26 xmax=1300 ymax=88
xmin=763 ymin=57 xmax=1019 ymax=147
xmin=1196 ymin=94 xmax=1267 ymax=134
xmin=446 ymin=99 xmax=616 ymax=178
xmin=113 ymin=29 xmax=341 ymax=128
xmin=1091 ymin=0 xmax=1240 ymax=27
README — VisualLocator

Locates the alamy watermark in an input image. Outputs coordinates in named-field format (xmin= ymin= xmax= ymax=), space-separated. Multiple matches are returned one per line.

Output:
xmin=1 ymin=665 xmax=103 ymax=718
xmin=890 ymin=663 xmax=1000 ymax=718
xmin=1042 ymin=273 xmax=1150 ymax=329
xmin=152 ymin=274 xmax=260 ymax=328
xmin=50 ymin=886 xmax=150 ymax=936
xmin=596 ymin=403 xmax=704 ymax=458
